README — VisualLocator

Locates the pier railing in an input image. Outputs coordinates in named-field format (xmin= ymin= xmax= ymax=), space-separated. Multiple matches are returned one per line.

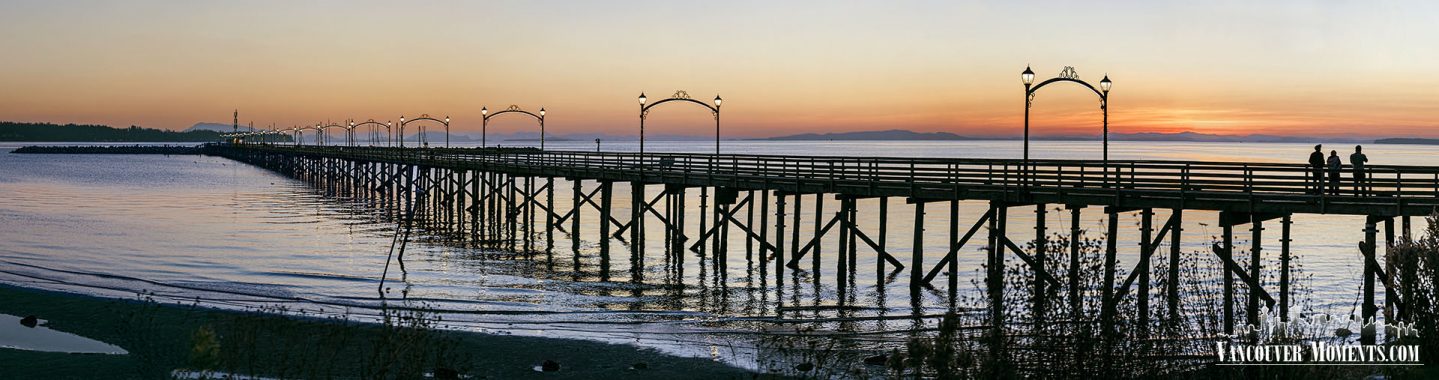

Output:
xmin=224 ymin=144 xmax=1439 ymax=215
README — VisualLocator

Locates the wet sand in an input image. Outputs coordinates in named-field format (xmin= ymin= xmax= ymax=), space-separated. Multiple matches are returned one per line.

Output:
xmin=0 ymin=285 xmax=765 ymax=379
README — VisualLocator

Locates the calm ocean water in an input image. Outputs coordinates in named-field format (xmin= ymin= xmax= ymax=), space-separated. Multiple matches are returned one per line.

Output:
xmin=1 ymin=140 xmax=1434 ymax=365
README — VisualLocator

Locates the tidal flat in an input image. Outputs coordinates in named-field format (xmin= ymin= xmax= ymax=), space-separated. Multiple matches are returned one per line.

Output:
xmin=0 ymin=285 xmax=761 ymax=379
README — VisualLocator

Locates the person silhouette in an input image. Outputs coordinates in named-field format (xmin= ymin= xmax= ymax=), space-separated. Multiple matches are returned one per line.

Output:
xmin=1350 ymin=145 xmax=1369 ymax=196
xmin=1307 ymin=144 xmax=1325 ymax=195
xmin=1326 ymin=150 xmax=1342 ymax=196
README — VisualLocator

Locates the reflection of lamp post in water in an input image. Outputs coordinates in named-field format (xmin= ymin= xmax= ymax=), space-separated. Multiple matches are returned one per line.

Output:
xmin=1022 ymin=65 xmax=1111 ymax=185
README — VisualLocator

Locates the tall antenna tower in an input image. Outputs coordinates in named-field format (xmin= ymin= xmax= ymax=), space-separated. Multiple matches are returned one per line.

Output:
xmin=233 ymin=109 xmax=238 ymax=133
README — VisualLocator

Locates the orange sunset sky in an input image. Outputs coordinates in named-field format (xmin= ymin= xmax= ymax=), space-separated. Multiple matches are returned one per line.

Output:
xmin=0 ymin=1 xmax=1435 ymax=139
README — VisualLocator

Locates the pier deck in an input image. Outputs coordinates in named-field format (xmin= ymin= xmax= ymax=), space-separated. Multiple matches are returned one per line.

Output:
xmin=221 ymin=144 xmax=1439 ymax=217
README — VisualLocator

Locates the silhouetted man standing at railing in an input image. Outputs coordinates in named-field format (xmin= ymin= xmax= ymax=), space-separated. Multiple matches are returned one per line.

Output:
xmin=1351 ymin=145 xmax=1369 ymax=196
xmin=1308 ymin=144 xmax=1325 ymax=195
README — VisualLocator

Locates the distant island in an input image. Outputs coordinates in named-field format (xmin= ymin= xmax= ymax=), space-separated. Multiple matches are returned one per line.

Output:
xmin=0 ymin=121 xmax=231 ymax=142
xmin=1374 ymin=138 xmax=1439 ymax=145
xmin=760 ymin=129 xmax=1368 ymax=143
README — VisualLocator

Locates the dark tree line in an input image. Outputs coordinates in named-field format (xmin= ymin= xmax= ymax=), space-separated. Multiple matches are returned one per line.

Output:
xmin=0 ymin=121 xmax=285 ymax=142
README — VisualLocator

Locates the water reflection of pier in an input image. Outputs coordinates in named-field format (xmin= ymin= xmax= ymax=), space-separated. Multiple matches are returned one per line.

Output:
xmin=213 ymin=144 xmax=1439 ymax=344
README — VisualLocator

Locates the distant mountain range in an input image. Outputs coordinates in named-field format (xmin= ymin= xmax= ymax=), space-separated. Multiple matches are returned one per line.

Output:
xmin=763 ymin=130 xmax=982 ymax=141
xmin=186 ymin=122 xmax=238 ymax=133
xmin=1374 ymin=138 xmax=1439 ymax=145
xmin=760 ymin=129 xmax=1368 ymax=143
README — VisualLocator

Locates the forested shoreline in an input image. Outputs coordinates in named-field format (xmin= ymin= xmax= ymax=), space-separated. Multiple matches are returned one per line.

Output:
xmin=0 ymin=121 xmax=224 ymax=142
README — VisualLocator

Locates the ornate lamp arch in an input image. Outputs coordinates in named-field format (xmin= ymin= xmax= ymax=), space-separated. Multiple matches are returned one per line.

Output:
xmin=398 ymin=114 xmax=450 ymax=148
xmin=296 ymin=124 xmax=328 ymax=145
xmin=317 ymin=122 xmax=348 ymax=146
xmin=480 ymin=105 xmax=546 ymax=149
xmin=1022 ymin=65 xmax=1112 ymax=184
xmin=638 ymin=90 xmax=722 ymax=156
xmin=351 ymin=119 xmax=394 ymax=147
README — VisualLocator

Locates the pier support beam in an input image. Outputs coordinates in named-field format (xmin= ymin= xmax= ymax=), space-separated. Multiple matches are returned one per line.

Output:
xmin=1279 ymin=215 xmax=1291 ymax=321
xmin=911 ymin=201 xmax=925 ymax=293
xmin=987 ymin=202 xmax=1008 ymax=359
xmin=1068 ymin=205 xmax=1083 ymax=317
xmin=1102 ymin=207 xmax=1119 ymax=335
xmin=1034 ymin=204 xmax=1047 ymax=318
xmin=1363 ymin=216 xmax=1378 ymax=345
xmin=1167 ymin=209 xmax=1184 ymax=323
xmin=1139 ymin=208 xmax=1153 ymax=330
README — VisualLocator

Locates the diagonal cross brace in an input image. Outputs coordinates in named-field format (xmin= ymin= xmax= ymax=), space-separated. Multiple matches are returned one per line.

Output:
xmin=1359 ymin=241 xmax=1406 ymax=312
xmin=688 ymin=195 xmax=755 ymax=252
xmin=614 ymin=192 xmax=668 ymax=236
xmin=1113 ymin=214 xmax=1178 ymax=300
xmin=1210 ymin=243 xmax=1277 ymax=308
xmin=716 ymin=205 xmax=780 ymax=255
xmin=786 ymin=211 xmax=843 ymax=268
xmin=507 ymin=181 xmax=554 ymax=218
xmin=553 ymin=186 xmax=604 ymax=226
xmin=1001 ymin=236 xmax=1062 ymax=289
xmin=923 ymin=208 xmax=995 ymax=285
xmin=837 ymin=216 xmax=905 ymax=270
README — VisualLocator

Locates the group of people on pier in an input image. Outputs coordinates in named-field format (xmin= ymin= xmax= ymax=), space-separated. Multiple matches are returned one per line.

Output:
xmin=1308 ymin=144 xmax=1370 ymax=196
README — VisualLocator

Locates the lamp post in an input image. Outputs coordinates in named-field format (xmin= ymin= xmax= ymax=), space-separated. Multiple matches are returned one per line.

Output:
xmin=481 ymin=105 xmax=546 ymax=149
xmin=638 ymin=93 xmax=646 ymax=157
xmin=638 ymin=90 xmax=723 ymax=157
xmin=713 ymin=95 xmax=722 ymax=155
xmin=1022 ymin=65 xmax=1111 ymax=185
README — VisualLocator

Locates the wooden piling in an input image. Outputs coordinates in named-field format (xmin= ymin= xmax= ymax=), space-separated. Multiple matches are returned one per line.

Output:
xmin=1248 ymin=218 xmax=1263 ymax=330
xmin=774 ymin=193 xmax=787 ymax=286
xmin=1102 ymin=207 xmax=1119 ymax=334
xmin=1034 ymin=204 xmax=1047 ymax=317
xmin=1139 ymin=208 xmax=1153 ymax=329
xmin=949 ymin=200 xmax=960 ymax=306
xmin=1362 ymin=216 xmax=1378 ymax=345
xmin=1168 ymin=209 xmax=1184 ymax=322
xmin=1279 ymin=214 xmax=1291 ymax=321
xmin=878 ymin=197 xmax=889 ymax=283
xmin=1223 ymin=223 xmax=1234 ymax=335
xmin=910 ymin=201 xmax=925 ymax=292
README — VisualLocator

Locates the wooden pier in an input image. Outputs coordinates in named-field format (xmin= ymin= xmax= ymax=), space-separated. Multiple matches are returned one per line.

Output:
xmin=210 ymin=143 xmax=1439 ymax=344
